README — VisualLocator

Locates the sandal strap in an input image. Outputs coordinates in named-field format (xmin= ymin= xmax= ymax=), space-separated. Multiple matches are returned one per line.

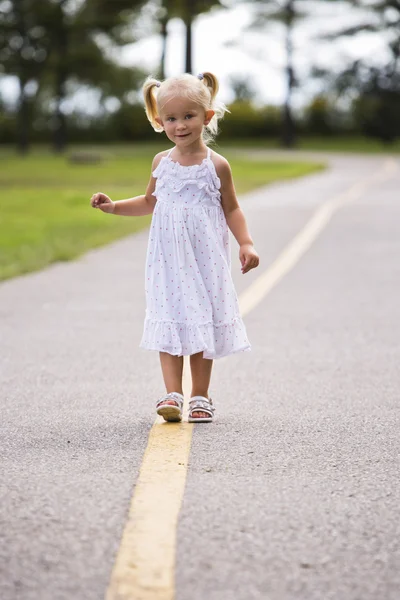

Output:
xmin=189 ymin=396 xmax=215 ymax=414
xmin=156 ymin=392 xmax=184 ymax=409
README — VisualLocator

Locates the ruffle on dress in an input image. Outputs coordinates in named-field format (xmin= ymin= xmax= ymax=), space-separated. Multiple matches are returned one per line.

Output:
xmin=152 ymin=156 xmax=221 ymax=206
xmin=140 ymin=316 xmax=250 ymax=360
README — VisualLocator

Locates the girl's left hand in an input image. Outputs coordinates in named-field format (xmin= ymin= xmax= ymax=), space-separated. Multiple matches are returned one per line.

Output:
xmin=240 ymin=244 xmax=260 ymax=274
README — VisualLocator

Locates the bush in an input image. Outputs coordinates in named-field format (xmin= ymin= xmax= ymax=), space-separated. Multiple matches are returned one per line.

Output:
xmin=109 ymin=103 xmax=154 ymax=141
xmin=0 ymin=111 xmax=16 ymax=143
xmin=303 ymin=96 xmax=334 ymax=135
xmin=219 ymin=101 xmax=282 ymax=140
xmin=353 ymin=90 xmax=400 ymax=143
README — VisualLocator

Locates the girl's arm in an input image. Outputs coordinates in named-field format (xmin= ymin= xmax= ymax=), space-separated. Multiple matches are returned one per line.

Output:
xmin=90 ymin=153 xmax=164 ymax=216
xmin=216 ymin=156 xmax=260 ymax=274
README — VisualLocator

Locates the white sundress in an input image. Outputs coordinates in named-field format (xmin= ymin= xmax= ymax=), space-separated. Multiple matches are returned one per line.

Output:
xmin=140 ymin=146 xmax=251 ymax=360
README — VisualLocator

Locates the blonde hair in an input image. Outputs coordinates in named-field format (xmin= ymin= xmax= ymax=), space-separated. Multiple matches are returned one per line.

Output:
xmin=143 ymin=72 xmax=227 ymax=144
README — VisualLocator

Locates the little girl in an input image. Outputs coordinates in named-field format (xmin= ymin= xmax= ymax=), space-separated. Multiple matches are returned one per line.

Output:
xmin=91 ymin=72 xmax=259 ymax=423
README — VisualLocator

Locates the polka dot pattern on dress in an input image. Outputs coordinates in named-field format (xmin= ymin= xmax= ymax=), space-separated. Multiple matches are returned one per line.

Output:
xmin=140 ymin=147 xmax=251 ymax=360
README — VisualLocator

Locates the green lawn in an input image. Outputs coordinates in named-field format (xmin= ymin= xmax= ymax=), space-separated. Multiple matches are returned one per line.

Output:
xmin=0 ymin=144 xmax=325 ymax=281
xmin=219 ymin=136 xmax=400 ymax=154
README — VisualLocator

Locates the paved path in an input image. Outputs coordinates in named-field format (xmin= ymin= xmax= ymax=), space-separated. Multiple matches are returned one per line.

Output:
xmin=1 ymin=152 xmax=399 ymax=600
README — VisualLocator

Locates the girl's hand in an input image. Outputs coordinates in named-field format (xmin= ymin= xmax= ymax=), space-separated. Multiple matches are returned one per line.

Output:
xmin=90 ymin=192 xmax=115 ymax=213
xmin=240 ymin=244 xmax=260 ymax=274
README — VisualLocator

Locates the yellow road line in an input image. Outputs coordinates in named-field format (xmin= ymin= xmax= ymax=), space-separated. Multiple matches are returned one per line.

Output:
xmin=106 ymin=158 xmax=397 ymax=600
xmin=106 ymin=366 xmax=192 ymax=600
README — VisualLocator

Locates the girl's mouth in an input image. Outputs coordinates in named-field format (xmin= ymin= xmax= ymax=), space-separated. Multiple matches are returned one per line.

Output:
xmin=176 ymin=133 xmax=190 ymax=138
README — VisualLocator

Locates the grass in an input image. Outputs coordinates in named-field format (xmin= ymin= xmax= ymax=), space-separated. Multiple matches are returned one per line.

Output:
xmin=0 ymin=143 xmax=325 ymax=281
xmin=219 ymin=136 xmax=400 ymax=154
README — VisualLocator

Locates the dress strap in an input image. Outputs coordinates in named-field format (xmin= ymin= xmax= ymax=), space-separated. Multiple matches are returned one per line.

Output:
xmin=205 ymin=146 xmax=221 ymax=190
xmin=166 ymin=147 xmax=175 ymax=157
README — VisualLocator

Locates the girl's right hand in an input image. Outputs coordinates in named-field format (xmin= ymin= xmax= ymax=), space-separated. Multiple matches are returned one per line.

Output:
xmin=90 ymin=192 xmax=115 ymax=213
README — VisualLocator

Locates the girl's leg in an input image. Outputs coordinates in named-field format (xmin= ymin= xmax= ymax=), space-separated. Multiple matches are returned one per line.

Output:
xmin=190 ymin=352 xmax=213 ymax=418
xmin=158 ymin=352 xmax=184 ymax=406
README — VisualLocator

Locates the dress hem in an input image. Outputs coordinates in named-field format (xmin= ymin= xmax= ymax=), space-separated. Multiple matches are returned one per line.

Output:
xmin=139 ymin=342 xmax=251 ymax=360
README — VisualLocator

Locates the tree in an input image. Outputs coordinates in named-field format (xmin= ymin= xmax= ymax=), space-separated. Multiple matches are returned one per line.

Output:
xmin=0 ymin=0 xmax=148 ymax=152
xmin=316 ymin=60 xmax=400 ymax=142
xmin=230 ymin=74 xmax=256 ymax=102
xmin=0 ymin=0 xmax=54 ymax=153
xmin=48 ymin=0 xmax=148 ymax=152
xmin=181 ymin=0 xmax=223 ymax=73
xmin=156 ymin=0 xmax=182 ymax=79
xmin=159 ymin=1 xmax=170 ymax=79
xmin=234 ymin=0 xmax=346 ymax=147
xmin=158 ymin=0 xmax=224 ymax=74
xmin=152 ymin=0 xmax=225 ymax=81
xmin=241 ymin=0 xmax=312 ymax=147
xmin=312 ymin=0 xmax=400 ymax=142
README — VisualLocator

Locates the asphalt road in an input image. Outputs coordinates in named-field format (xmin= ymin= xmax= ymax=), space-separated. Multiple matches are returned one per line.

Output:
xmin=1 ymin=151 xmax=399 ymax=600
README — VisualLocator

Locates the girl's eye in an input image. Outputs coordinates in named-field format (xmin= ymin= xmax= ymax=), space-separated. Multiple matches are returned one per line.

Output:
xmin=185 ymin=114 xmax=193 ymax=119
xmin=167 ymin=117 xmax=175 ymax=122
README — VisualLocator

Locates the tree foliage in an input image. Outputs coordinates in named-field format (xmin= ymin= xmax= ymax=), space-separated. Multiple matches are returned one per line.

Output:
xmin=0 ymin=0 xmax=147 ymax=152
xmin=313 ymin=0 xmax=400 ymax=141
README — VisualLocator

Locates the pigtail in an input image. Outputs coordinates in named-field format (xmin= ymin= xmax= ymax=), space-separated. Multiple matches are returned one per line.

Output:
xmin=198 ymin=71 xmax=228 ymax=144
xmin=143 ymin=76 xmax=163 ymax=132
xmin=201 ymin=72 xmax=219 ymax=104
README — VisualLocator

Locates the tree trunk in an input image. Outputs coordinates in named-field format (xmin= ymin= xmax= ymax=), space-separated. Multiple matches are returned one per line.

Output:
xmin=160 ymin=16 xmax=169 ymax=79
xmin=185 ymin=0 xmax=195 ymax=73
xmin=53 ymin=0 xmax=68 ymax=153
xmin=281 ymin=0 xmax=296 ymax=148
xmin=14 ymin=0 xmax=30 ymax=154
xmin=17 ymin=76 xmax=29 ymax=155
xmin=185 ymin=17 xmax=192 ymax=73
xmin=53 ymin=65 xmax=68 ymax=153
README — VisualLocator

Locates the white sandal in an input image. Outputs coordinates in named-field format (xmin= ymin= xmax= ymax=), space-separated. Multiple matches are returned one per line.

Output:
xmin=188 ymin=396 xmax=215 ymax=423
xmin=156 ymin=392 xmax=184 ymax=422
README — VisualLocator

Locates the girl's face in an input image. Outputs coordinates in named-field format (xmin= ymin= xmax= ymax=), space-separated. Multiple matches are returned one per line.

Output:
xmin=156 ymin=95 xmax=214 ymax=148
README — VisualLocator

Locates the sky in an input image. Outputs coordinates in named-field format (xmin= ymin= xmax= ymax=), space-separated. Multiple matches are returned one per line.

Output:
xmin=119 ymin=0 xmax=388 ymax=108
xmin=0 ymin=0 xmax=390 ymax=111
